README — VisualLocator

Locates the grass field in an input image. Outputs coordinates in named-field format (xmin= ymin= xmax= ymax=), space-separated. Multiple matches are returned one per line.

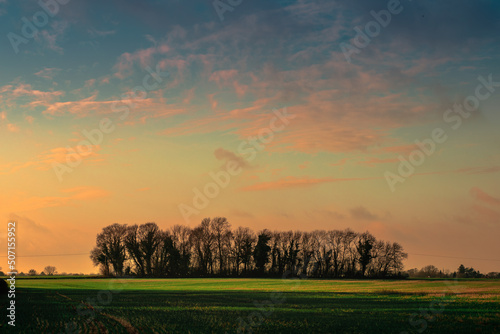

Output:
xmin=3 ymin=278 xmax=500 ymax=333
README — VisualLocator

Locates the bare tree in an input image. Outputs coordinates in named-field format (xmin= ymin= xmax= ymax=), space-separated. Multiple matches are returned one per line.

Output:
xmin=210 ymin=217 xmax=232 ymax=275
xmin=89 ymin=222 xmax=408 ymax=279
xmin=233 ymin=227 xmax=255 ymax=275
xmin=171 ymin=225 xmax=192 ymax=275
xmin=190 ymin=218 xmax=214 ymax=275
xmin=124 ymin=222 xmax=162 ymax=276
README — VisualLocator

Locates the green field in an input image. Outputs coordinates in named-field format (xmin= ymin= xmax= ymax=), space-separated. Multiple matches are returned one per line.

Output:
xmin=3 ymin=278 xmax=500 ymax=333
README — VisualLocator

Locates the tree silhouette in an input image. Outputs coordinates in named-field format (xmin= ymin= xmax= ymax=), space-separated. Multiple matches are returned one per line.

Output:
xmin=44 ymin=266 xmax=57 ymax=275
xmin=90 ymin=219 xmax=409 ymax=279
xmin=253 ymin=230 xmax=271 ymax=275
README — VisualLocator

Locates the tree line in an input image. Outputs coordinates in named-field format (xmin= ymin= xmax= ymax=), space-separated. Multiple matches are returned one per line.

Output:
xmin=407 ymin=264 xmax=499 ymax=279
xmin=90 ymin=218 xmax=408 ymax=278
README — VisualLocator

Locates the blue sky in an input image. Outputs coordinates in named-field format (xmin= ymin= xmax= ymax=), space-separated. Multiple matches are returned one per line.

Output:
xmin=1 ymin=0 xmax=500 ymax=274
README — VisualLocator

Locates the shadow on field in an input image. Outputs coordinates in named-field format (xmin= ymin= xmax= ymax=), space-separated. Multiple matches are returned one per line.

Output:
xmin=12 ymin=287 xmax=500 ymax=334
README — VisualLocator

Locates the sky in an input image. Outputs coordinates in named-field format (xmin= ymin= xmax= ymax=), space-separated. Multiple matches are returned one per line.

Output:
xmin=0 ymin=0 xmax=499 ymax=274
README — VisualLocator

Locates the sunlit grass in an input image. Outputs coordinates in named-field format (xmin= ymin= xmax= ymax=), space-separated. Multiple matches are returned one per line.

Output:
xmin=6 ymin=278 xmax=500 ymax=333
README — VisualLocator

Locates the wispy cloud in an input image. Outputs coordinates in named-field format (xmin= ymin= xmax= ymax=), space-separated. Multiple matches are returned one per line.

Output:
xmin=470 ymin=187 xmax=500 ymax=207
xmin=350 ymin=206 xmax=379 ymax=221
xmin=34 ymin=68 xmax=61 ymax=80
xmin=241 ymin=175 xmax=379 ymax=191
xmin=214 ymin=148 xmax=251 ymax=169
xmin=114 ymin=43 xmax=170 ymax=78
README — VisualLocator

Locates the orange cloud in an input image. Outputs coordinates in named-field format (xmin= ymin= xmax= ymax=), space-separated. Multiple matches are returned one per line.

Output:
xmin=0 ymin=187 xmax=110 ymax=212
xmin=61 ymin=187 xmax=111 ymax=200
xmin=7 ymin=123 xmax=20 ymax=133
xmin=0 ymin=146 xmax=102 ymax=175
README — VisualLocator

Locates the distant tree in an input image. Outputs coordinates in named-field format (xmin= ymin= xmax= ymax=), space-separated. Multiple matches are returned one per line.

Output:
xmin=458 ymin=264 xmax=466 ymax=276
xmin=44 ymin=266 xmax=57 ymax=275
xmin=486 ymin=272 xmax=500 ymax=279
xmin=406 ymin=268 xmax=419 ymax=277
xmin=421 ymin=265 xmax=440 ymax=277
xmin=457 ymin=265 xmax=483 ymax=278
xmin=253 ymin=230 xmax=271 ymax=275
xmin=28 ymin=269 xmax=38 ymax=276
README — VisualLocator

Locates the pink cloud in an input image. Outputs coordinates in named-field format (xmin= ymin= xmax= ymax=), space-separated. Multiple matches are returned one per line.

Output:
xmin=5 ymin=83 xmax=64 ymax=100
xmin=470 ymin=187 xmax=500 ymax=207
xmin=358 ymin=157 xmax=399 ymax=167
xmin=114 ymin=43 xmax=170 ymax=79
xmin=1 ymin=145 xmax=102 ymax=175
xmin=34 ymin=68 xmax=61 ymax=80
xmin=240 ymin=175 xmax=380 ymax=192
xmin=209 ymin=70 xmax=238 ymax=86
xmin=0 ymin=187 xmax=110 ymax=213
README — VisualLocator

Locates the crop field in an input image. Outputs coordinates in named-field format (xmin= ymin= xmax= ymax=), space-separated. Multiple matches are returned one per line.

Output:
xmin=4 ymin=278 xmax=500 ymax=333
